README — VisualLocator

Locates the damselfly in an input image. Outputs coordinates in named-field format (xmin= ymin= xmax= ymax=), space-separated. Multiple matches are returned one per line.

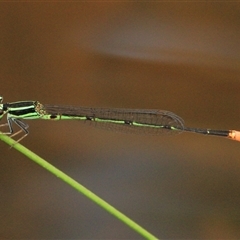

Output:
xmin=0 ymin=96 xmax=239 ymax=142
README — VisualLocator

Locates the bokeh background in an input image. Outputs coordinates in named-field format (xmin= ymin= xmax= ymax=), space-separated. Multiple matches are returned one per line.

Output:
xmin=1 ymin=2 xmax=240 ymax=239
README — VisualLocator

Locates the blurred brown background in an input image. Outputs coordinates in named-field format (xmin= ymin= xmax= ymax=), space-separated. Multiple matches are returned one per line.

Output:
xmin=1 ymin=2 xmax=240 ymax=239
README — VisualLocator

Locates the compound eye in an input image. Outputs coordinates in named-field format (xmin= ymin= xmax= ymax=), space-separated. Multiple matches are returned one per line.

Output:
xmin=0 ymin=96 xmax=2 ymax=103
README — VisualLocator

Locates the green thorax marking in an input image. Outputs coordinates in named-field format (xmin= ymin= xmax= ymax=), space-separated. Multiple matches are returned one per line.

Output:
xmin=6 ymin=101 xmax=45 ymax=119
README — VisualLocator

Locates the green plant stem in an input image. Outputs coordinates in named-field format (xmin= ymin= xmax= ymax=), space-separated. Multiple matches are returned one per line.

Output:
xmin=0 ymin=132 xmax=158 ymax=240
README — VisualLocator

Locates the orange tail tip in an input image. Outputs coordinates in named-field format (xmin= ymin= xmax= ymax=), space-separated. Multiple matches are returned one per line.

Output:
xmin=228 ymin=130 xmax=240 ymax=142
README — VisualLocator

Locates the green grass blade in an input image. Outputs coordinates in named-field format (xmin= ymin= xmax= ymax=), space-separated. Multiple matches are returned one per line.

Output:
xmin=0 ymin=132 xmax=159 ymax=240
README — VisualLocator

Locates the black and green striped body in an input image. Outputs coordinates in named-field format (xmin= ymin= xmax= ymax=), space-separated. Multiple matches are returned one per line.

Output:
xmin=2 ymin=101 xmax=43 ymax=119
xmin=0 ymin=96 xmax=237 ymax=142
xmin=41 ymin=104 xmax=184 ymax=135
